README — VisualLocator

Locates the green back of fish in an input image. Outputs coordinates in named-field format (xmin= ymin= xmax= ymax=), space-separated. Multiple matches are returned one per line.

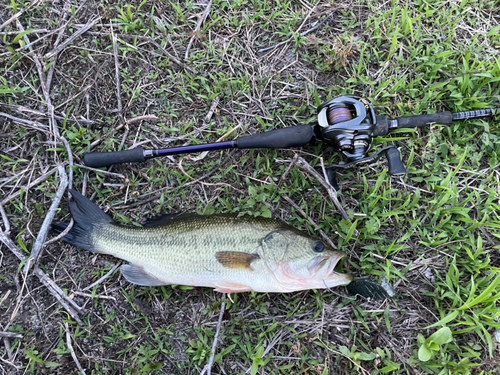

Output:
xmin=92 ymin=214 xmax=286 ymax=261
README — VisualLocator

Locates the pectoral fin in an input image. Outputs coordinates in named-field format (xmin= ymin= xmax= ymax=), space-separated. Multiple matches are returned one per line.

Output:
xmin=215 ymin=251 xmax=260 ymax=270
xmin=121 ymin=264 xmax=168 ymax=286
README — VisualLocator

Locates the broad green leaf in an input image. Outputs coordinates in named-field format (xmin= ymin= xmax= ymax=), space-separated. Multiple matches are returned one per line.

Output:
xmin=418 ymin=345 xmax=433 ymax=362
xmin=355 ymin=352 xmax=376 ymax=361
xmin=428 ymin=327 xmax=453 ymax=346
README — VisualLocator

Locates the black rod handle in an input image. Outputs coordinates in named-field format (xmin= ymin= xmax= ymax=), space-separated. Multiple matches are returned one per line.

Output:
xmin=236 ymin=125 xmax=314 ymax=149
xmin=396 ymin=111 xmax=453 ymax=128
xmin=84 ymin=147 xmax=145 ymax=168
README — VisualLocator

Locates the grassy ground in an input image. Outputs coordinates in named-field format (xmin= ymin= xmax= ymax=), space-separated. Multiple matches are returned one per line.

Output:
xmin=1 ymin=0 xmax=500 ymax=374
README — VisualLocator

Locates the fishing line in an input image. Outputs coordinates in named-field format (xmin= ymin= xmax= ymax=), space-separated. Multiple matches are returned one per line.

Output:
xmin=322 ymin=279 xmax=357 ymax=300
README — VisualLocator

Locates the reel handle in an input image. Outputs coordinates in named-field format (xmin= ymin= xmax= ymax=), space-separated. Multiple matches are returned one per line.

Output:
xmin=325 ymin=146 xmax=406 ymax=190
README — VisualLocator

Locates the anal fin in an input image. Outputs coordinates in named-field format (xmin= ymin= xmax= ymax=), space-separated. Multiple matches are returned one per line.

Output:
xmin=121 ymin=264 xmax=168 ymax=286
xmin=213 ymin=281 xmax=251 ymax=293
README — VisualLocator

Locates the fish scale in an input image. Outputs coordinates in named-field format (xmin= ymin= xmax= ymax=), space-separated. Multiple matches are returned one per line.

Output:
xmin=52 ymin=190 xmax=353 ymax=293
xmin=91 ymin=219 xmax=273 ymax=287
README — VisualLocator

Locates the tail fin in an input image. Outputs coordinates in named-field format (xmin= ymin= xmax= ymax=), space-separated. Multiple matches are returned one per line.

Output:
xmin=51 ymin=189 xmax=113 ymax=253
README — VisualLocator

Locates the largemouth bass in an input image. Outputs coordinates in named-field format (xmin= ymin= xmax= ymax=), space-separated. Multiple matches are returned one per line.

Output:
xmin=52 ymin=190 xmax=353 ymax=293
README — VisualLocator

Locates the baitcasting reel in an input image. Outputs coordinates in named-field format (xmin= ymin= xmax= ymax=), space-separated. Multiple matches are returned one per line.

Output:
xmin=317 ymin=95 xmax=378 ymax=162
xmin=316 ymin=95 xmax=406 ymax=188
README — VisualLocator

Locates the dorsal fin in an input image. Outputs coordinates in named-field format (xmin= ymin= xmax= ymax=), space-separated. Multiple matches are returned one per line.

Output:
xmin=215 ymin=251 xmax=260 ymax=270
xmin=142 ymin=213 xmax=198 ymax=228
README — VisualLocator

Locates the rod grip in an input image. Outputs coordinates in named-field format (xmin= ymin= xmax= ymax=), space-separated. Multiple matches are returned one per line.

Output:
xmin=236 ymin=125 xmax=313 ymax=149
xmin=397 ymin=111 xmax=453 ymax=128
xmin=84 ymin=147 xmax=145 ymax=168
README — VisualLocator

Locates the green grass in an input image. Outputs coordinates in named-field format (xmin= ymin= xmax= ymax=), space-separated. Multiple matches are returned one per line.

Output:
xmin=0 ymin=0 xmax=499 ymax=374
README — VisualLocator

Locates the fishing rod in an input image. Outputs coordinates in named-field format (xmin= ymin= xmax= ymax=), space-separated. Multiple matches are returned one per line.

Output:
xmin=84 ymin=95 xmax=498 ymax=186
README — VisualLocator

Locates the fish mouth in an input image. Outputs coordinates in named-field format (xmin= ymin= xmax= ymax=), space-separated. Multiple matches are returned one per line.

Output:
xmin=309 ymin=253 xmax=353 ymax=283
xmin=308 ymin=256 xmax=330 ymax=276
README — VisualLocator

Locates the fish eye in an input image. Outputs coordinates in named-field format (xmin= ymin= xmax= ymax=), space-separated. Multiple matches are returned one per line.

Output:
xmin=312 ymin=241 xmax=324 ymax=253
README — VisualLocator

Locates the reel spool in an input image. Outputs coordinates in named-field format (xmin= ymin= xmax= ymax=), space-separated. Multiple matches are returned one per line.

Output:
xmin=317 ymin=95 xmax=377 ymax=162
xmin=327 ymin=104 xmax=352 ymax=125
